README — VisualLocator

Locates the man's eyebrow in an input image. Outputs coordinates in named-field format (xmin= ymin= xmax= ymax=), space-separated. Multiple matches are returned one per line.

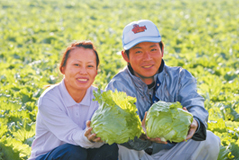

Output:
xmin=150 ymin=44 xmax=158 ymax=48
xmin=132 ymin=44 xmax=158 ymax=49
xmin=132 ymin=46 xmax=142 ymax=49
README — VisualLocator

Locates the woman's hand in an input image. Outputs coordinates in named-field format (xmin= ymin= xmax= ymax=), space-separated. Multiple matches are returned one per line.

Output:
xmin=84 ymin=120 xmax=103 ymax=143
xmin=141 ymin=112 xmax=168 ymax=144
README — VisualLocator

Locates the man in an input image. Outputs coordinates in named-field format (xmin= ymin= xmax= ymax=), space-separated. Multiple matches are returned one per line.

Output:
xmin=106 ymin=20 xmax=220 ymax=160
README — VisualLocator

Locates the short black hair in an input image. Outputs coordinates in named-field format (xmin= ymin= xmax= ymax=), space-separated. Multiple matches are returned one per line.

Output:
xmin=124 ymin=41 xmax=164 ymax=58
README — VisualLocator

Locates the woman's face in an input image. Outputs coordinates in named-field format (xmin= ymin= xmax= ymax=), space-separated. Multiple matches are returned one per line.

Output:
xmin=61 ymin=47 xmax=98 ymax=94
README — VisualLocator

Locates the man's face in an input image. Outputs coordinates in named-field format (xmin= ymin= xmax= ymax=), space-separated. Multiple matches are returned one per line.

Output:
xmin=123 ymin=42 xmax=163 ymax=85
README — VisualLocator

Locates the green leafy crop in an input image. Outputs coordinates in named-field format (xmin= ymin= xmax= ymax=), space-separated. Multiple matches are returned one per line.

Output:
xmin=146 ymin=101 xmax=193 ymax=142
xmin=90 ymin=89 xmax=144 ymax=145
xmin=0 ymin=0 xmax=238 ymax=159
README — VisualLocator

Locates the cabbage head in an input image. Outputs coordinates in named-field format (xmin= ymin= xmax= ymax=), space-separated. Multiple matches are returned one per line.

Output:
xmin=90 ymin=89 xmax=143 ymax=145
xmin=145 ymin=101 xmax=193 ymax=142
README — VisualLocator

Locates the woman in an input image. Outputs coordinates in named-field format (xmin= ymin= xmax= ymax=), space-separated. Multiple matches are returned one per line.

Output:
xmin=29 ymin=41 xmax=118 ymax=160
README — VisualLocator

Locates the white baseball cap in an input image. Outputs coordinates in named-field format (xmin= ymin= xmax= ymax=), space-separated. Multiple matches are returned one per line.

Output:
xmin=122 ymin=20 xmax=162 ymax=50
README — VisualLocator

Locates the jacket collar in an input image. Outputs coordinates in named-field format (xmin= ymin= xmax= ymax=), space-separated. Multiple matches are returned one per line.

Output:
xmin=127 ymin=59 xmax=165 ymax=88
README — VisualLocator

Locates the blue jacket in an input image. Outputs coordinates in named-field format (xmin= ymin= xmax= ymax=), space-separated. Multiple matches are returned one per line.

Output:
xmin=106 ymin=60 xmax=208 ymax=154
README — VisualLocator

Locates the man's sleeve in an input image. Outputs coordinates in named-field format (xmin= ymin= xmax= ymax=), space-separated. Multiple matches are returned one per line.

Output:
xmin=120 ymin=137 xmax=152 ymax=151
xmin=178 ymin=69 xmax=208 ymax=141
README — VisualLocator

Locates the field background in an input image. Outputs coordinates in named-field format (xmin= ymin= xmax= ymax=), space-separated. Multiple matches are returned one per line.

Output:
xmin=0 ymin=0 xmax=239 ymax=159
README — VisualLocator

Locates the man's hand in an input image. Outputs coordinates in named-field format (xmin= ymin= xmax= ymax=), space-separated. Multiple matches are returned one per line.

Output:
xmin=141 ymin=112 xmax=168 ymax=144
xmin=185 ymin=118 xmax=198 ymax=140
xmin=183 ymin=107 xmax=198 ymax=140
xmin=84 ymin=120 xmax=103 ymax=143
xmin=141 ymin=111 xmax=147 ymax=134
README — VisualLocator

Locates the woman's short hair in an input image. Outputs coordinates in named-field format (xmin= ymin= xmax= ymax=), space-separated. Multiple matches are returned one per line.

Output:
xmin=59 ymin=40 xmax=99 ymax=73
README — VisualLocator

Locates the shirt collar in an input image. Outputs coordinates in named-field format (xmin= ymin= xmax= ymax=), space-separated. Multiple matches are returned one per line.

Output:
xmin=80 ymin=86 xmax=92 ymax=106
xmin=59 ymin=79 xmax=92 ymax=108
xmin=153 ymin=59 xmax=165 ymax=83
xmin=155 ymin=59 xmax=165 ymax=84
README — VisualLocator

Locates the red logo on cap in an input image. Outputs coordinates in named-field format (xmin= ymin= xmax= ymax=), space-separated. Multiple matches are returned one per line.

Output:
xmin=132 ymin=24 xmax=147 ymax=34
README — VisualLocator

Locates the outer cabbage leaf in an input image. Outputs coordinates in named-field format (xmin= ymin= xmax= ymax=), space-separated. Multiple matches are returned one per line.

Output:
xmin=145 ymin=101 xmax=193 ymax=142
xmin=90 ymin=89 xmax=143 ymax=145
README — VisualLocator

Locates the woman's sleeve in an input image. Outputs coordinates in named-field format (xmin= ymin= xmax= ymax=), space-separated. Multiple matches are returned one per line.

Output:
xmin=38 ymin=97 xmax=104 ymax=148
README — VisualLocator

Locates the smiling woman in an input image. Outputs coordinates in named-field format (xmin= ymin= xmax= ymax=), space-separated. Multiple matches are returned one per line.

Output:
xmin=28 ymin=41 xmax=118 ymax=160
xmin=59 ymin=42 xmax=99 ymax=103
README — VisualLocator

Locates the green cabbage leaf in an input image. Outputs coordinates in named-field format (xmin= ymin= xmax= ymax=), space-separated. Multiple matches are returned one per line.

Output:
xmin=145 ymin=101 xmax=193 ymax=142
xmin=90 ymin=89 xmax=144 ymax=145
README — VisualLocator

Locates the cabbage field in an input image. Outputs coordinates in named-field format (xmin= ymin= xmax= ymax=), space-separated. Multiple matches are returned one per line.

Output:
xmin=0 ymin=0 xmax=238 ymax=159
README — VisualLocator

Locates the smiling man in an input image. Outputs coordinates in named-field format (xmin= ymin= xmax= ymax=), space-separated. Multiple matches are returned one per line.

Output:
xmin=106 ymin=20 xmax=220 ymax=160
xmin=122 ymin=41 xmax=163 ymax=85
